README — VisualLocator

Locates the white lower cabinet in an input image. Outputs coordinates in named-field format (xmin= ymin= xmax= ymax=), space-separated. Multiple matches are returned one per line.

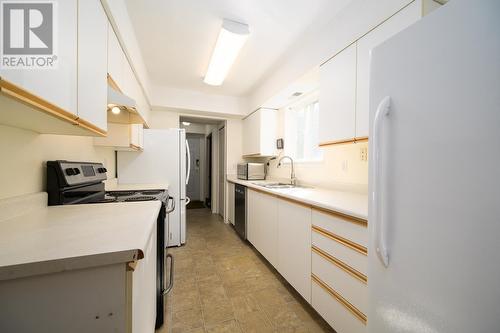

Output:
xmin=246 ymin=186 xmax=370 ymax=332
xmin=247 ymin=189 xmax=312 ymax=303
xmin=311 ymin=208 xmax=368 ymax=333
xmin=130 ymin=226 xmax=157 ymax=333
xmin=0 ymin=228 xmax=157 ymax=333
xmin=312 ymin=251 xmax=367 ymax=314
xmin=312 ymin=210 xmax=368 ymax=248
xmin=247 ymin=189 xmax=278 ymax=267
xmin=312 ymin=230 xmax=367 ymax=276
xmin=277 ymin=199 xmax=311 ymax=303
xmin=312 ymin=281 xmax=366 ymax=333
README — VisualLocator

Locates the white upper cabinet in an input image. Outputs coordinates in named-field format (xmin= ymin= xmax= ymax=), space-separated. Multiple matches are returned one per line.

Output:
xmin=0 ymin=0 xmax=78 ymax=116
xmin=107 ymin=23 xmax=150 ymax=126
xmin=242 ymin=108 xmax=277 ymax=157
xmin=94 ymin=123 xmax=143 ymax=151
xmin=318 ymin=0 xmax=441 ymax=144
xmin=107 ymin=24 xmax=127 ymax=90
xmin=355 ymin=1 xmax=421 ymax=138
xmin=77 ymin=0 xmax=108 ymax=132
xmin=319 ymin=43 xmax=357 ymax=144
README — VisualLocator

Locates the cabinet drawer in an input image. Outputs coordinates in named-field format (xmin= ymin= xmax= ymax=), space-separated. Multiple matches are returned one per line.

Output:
xmin=312 ymin=227 xmax=367 ymax=275
xmin=312 ymin=275 xmax=366 ymax=333
xmin=312 ymin=249 xmax=367 ymax=314
xmin=312 ymin=209 xmax=367 ymax=247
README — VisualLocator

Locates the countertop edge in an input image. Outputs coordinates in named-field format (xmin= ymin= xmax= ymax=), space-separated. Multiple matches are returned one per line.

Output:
xmin=0 ymin=196 xmax=161 ymax=281
xmin=0 ymin=249 xmax=140 ymax=281
xmin=227 ymin=177 xmax=368 ymax=222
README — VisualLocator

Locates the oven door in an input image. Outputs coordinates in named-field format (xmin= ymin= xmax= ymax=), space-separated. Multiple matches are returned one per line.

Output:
xmin=164 ymin=196 xmax=175 ymax=295
xmin=156 ymin=196 xmax=175 ymax=329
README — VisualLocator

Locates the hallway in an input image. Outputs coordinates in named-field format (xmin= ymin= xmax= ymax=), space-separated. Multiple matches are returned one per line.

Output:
xmin=159 ymin=208 xmax=334 ymax=333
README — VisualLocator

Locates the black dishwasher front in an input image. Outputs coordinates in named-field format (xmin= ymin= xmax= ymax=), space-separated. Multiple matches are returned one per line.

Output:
xmin=234 ymin=184 xmax=247 ymax=240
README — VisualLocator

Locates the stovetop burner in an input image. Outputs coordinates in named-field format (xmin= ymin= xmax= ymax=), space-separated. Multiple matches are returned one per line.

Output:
xmin=124 ymin=196 xmax=156 ymax=202
xmin=107 ymin=191 xmax=137 ymax=197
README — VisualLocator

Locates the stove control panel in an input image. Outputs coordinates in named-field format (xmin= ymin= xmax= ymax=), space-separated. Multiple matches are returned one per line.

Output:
xmin=48 ymin=161 xmax=107 ymax=186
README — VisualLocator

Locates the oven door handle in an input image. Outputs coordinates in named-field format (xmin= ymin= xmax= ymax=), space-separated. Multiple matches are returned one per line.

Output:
xmin=162 ymin=253 xmax=174 ymax=296
xmin=166 ymin=196 xmax=175 ymax=214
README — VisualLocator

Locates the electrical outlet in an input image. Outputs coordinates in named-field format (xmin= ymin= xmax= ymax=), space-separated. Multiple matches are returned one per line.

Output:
xmin=360 ymin=147 xmax=368 ymax=162
xmin=342 ymin=160 xmax=348 ymax=172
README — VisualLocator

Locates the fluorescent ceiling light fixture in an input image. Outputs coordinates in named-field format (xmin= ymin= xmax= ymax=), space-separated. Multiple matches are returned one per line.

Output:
xmin=204 ymin=19 xmax=250 ymax=86
xmin=182 ymin=121 xmax=191 ymax=126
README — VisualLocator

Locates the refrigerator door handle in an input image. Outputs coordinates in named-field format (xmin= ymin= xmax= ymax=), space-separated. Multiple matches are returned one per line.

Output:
xmin=373 ymin=96 xmax=391 ymax=268
xmin=162 ymin=254 xmax=174 ymax=296
xmin=166 ymin=196 xmax=175 ymax=214
xmin=185 ymin=139 xmax=191 ymax=185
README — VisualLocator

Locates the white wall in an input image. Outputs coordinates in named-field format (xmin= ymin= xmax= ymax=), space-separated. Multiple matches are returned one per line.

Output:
xmin=181 ymin=123 xmax=208 ymax=135
xmin=265 ymin=143 xmax=368 ymax=192
xmin=225 ymin=119 xmax=243 ymax=176
xmin=149 ymin=110 xmax=180 ymax=129
xmin=152 ymin=86 xmax=246 ymax=116
xmin=247 ymin=105 xmax=368 ymax=192
xmin=0 ymin=125 xmax=115 ymax=200
xmin=248 ymin=0 xmax=414 ymax=111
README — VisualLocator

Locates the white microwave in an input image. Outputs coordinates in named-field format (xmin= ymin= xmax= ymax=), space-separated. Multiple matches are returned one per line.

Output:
xmin=237 ymin=163 xmax=265 ymax=180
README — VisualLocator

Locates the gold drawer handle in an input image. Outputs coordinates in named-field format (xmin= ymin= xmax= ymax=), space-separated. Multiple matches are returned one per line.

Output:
xmin=312 ymin=246 xmax=367 ymax=284
xmin=312 ymin=225 xmax=367 ymax=256
xmin=312 ymin=273 xmax=367 ymax=325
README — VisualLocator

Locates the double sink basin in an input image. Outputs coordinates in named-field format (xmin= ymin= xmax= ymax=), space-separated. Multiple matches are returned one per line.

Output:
xmin=251 ymin=182 xmax=308 ymax=190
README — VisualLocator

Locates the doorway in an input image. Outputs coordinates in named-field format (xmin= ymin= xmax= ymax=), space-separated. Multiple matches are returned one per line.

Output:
xmin=218 ymin=126 xmax=225 ymax=219
xmin=186 ymin=134 xmax=204 ymax=208
xmin=206 ymin=133 xmax=212 ymax=208
xmin=179 ymin=116 xmax=225 ymax=213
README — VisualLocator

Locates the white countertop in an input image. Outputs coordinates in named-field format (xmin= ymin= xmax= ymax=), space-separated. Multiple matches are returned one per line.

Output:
xmin=228 ymin=176 xmax=368 ymax=221
xmin=0 ymin=192 xmax=161 ymax=281
xmin=105 ymin=178 xmax=168 ymax=191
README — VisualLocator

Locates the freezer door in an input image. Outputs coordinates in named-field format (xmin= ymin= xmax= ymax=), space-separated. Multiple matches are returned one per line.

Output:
xmin=117 ymin=129 xmax=183 ymax=247
xmin=368 ymin=1 xmax=500 ymax=332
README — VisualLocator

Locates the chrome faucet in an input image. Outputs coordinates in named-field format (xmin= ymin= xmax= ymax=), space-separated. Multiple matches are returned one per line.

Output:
xmin=277 ymin=156 xmax=296 ymax=185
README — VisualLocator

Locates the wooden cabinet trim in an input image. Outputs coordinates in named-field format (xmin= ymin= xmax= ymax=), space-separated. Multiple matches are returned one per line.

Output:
xmin=312 ymin=205 xmax=367 ymax=227
xmin=107 ymin=74 xmax=122 ymax=93
xmin=312 ymin=225 xmax=367 ymax=256
xmin=246 ymin=187 xmax=367 ymax=226
xmin=312 ymin=273 xmax=367 ymax=324
xmin=312 ymin=245 xmax=367 ymax=284
xmin=77 ymin=117 xmax=107 ymax=136
xmin=318 ymin=136 xmax=368 ymax=147
xmin=0 ymin=78 xmax=78 ymax=123
xmin=1 ymin=78 xmax=107 ymax=136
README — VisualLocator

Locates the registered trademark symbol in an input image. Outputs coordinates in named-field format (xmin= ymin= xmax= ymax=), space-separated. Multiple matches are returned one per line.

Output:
xmin=52 ymin=55 xmax=57 ymax=61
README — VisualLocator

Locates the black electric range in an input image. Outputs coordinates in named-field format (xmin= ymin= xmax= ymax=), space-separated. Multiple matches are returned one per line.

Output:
xmin=46 ymin=160 xmax=173 ymax=329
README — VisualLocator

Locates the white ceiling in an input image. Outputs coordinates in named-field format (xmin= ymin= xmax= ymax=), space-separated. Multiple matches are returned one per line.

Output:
xmin=125 ymin=0 xmax=347 ymax=97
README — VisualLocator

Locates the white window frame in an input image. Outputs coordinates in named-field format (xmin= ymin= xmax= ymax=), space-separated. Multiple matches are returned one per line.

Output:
xmin=283 ymin=91 xmax=323 ymax=164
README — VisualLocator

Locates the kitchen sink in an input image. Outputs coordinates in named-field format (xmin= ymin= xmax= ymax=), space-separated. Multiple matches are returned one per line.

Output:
xmin=254 ymin=182 xmax=306 ymax=189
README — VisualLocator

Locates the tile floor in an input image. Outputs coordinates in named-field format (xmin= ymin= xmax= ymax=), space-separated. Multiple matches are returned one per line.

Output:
xmin=157 ymin=208 xmax=334 ymax=333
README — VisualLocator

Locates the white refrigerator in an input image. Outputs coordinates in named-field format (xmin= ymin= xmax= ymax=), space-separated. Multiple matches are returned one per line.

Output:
xmin=118 ymin=128 xmax=190 ymax=247
xmin=368 ymin=0 xmax=500 ymax=332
